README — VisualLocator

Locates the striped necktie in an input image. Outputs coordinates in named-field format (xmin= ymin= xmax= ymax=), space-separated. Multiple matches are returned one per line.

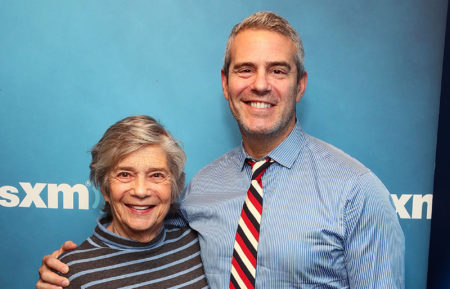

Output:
xmin=229 ymin=157 xmax=273 ymax=289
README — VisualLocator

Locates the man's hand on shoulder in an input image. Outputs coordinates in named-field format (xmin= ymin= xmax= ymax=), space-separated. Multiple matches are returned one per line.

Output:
xmin=36 ymin=241 xmax=78 ymax=289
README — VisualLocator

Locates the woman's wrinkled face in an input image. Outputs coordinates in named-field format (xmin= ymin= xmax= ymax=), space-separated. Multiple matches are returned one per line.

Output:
xmin=103 ymin=145 xmax=172 ymax=242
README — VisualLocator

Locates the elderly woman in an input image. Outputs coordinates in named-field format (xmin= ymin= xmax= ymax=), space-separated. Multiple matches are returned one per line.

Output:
xmin=55 ymin=115 xmax=208 ymax=288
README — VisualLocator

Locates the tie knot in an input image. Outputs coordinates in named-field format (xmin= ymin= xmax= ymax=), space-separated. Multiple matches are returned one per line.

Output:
xmin=246 ymin=157 xmax=273 ymax=179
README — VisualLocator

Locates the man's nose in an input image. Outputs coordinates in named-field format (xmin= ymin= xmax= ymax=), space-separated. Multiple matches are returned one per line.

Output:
xmin=251 ymin=70 xmax=271 ymax=94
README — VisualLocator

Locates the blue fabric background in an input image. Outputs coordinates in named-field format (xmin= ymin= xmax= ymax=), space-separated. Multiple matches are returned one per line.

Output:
xmin=0 ymin=1 xmax=447 ymax=288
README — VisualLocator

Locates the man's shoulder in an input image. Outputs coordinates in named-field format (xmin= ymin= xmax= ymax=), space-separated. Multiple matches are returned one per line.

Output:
xmin=304 ymin=135 xmax=392 ymax=202
xmin=192 ymin=146 xmax=242 ymax=181
xmin=304 ymin=134 xmax=371 ymax=177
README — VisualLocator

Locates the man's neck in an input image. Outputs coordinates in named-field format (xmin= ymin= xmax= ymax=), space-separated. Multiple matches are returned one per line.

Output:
xmin=241 ymin=122 xmax=296 ymax=159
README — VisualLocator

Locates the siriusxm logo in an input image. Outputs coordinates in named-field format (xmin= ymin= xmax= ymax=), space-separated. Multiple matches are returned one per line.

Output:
xmin=0 ymin=182 xmax=102 ymax=210
xmin=391 ymin=194 xmax=432 ymax=219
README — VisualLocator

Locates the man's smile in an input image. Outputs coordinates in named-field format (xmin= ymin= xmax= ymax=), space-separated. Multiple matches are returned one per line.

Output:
xmin=247 ymin=101 xmax=273 ymax=109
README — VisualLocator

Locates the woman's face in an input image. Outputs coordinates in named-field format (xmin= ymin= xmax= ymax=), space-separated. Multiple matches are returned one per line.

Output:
xmin=103 ymin=145 xmax=172 ymax=242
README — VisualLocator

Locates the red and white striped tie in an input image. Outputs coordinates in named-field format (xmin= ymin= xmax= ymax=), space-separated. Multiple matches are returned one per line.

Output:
xmin=229 ymin=157 xmax=273 ymax=289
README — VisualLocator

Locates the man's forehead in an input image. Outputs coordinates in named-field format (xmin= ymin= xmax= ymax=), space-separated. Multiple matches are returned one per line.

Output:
xmin=230 ymin=29 xmax=296 ymax=63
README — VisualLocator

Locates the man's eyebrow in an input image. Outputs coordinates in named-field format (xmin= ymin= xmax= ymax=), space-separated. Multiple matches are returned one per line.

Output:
xmin=232 ymin=62 xmax=255 ymax=70
xmin=267 ymin=61 xmax=292 ymax=70
xmin=232 ymin=61 xmax=292 ymax=70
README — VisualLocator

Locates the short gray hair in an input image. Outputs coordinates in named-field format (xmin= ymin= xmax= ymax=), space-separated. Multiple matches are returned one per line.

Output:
xmin=223 ymin=11 xmax=305 ymax=81
xmin=89 ymin=115 xmax=186 ymax=215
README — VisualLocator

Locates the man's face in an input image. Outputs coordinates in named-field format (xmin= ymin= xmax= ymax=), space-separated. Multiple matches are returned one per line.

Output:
xmin=222 ymin=29 xmax=307 ymax=142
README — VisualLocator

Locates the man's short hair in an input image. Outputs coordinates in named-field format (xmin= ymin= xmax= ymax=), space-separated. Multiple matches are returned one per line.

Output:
xmin=223 ymin=11 xmax=305 ymax=81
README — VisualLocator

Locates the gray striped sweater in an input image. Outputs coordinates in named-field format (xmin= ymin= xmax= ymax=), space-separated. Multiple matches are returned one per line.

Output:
xmin=59 ymin=216 xmax=208 ymax=289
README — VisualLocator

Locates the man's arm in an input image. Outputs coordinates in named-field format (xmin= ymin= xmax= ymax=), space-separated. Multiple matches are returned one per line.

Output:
xmin=36 ymin=241 xmax=78 ymax=289
xmin=344 ymin=172 xmax=405 ymax=288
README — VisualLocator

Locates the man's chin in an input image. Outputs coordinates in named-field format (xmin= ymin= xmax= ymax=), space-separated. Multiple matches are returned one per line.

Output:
xmin=240 ymin=125 xmax=278 ymax=137
xmin=238 ymin=119 xmax=294 ymax=141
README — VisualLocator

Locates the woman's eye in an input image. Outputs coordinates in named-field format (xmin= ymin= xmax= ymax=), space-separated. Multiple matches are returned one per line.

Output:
xmin=115 ymin=172 xmax=133 ymax=182
xmin=151 ymin=172 xmax=165 ymax=179
xmin=112 ymin=171 xmax=133 ymax=183
xmin=149 ymin=172 xmax=168 ymax=183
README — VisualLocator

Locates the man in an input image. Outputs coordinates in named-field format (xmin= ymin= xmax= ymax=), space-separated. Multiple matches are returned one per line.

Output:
xmin=37 ymin=11 xmax=404 ymax=289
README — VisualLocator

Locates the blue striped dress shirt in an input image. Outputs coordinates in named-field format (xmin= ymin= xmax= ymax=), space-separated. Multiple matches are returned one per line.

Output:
xmin=180 ymin=122 xmax=405 ymax=289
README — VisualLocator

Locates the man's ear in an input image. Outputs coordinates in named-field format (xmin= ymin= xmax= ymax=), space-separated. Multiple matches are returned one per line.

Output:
xmin=221 ymin=68 xmax=229 ymax=100
xmin=296 ymin=70 xmax=308 ymax=102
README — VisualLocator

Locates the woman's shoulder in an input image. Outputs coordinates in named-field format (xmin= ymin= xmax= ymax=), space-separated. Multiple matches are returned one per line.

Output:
xmin=57 ymin=235 xmax=102 ymax=262
xmin=164 ymin=225 xmax=198 ymax=240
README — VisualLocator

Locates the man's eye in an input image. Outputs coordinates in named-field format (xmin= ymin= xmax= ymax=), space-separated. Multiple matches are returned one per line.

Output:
xmin=237 ymin=68 xmax=252 ymax=74
xmin=272 ymin=69 xmax=286 ymax=74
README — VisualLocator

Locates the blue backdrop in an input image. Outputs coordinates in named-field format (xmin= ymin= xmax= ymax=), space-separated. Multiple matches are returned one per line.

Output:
xmin=0 ymin=1 xmax=447 ymax=288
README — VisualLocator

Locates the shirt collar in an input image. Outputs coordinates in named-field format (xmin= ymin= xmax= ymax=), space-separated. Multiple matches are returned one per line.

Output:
xmin=238 ymin=121 xmax=307 ymax=170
